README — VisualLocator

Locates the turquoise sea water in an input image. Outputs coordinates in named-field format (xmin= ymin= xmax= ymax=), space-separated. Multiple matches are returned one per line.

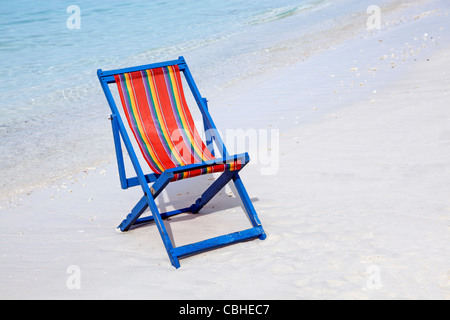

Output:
xmin=0 ymin=0 xmax=327 ymax=123
xmin=0 ymin=0 xmax=393 ymax=199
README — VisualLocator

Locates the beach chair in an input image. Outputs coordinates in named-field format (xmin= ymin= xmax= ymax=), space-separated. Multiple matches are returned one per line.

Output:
xmin=97 ymin=56 xmax=266 ymax=268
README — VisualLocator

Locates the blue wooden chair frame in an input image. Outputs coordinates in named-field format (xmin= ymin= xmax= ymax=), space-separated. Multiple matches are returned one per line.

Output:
xmin=97 ymin=56 xmax=266 ymax=268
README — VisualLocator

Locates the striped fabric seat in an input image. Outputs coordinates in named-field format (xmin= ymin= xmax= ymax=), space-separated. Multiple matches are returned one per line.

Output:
xmin=114 ymin=65 xmax=241 ymax=181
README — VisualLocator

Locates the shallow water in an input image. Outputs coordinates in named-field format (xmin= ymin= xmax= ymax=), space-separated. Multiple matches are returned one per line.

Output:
xmin=0 ymin=0 xmax=398 ymax=200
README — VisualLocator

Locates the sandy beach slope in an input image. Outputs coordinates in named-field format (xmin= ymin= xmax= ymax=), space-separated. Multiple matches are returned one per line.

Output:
xmin=1 ymin=1 xmax=449 ymax=299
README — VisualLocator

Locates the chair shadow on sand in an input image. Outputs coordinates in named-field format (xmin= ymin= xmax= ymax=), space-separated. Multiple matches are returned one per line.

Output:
xmin=129 ymin=174 xmax=260 ymax=249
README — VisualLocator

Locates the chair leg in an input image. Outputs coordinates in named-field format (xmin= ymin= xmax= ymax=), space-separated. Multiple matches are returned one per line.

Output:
xmin=118 ymin=195 xmax=149 ymax=232
xmin=189 ymin=171 xmax=266 ymax=239
xmin=145 ymin=194 xmax=180 ymax=268
xmin=118 ymin=191 xmax=181 ymax=268
xmin=232 ymin=174 xmax=267 ymax=240
xmin=189 ymin=170 xmax=237 ymax=213
xmin=118 ymin=172 xmax=174 ymax=232
xmin=118 ymin=170 xmax=265 ymax=268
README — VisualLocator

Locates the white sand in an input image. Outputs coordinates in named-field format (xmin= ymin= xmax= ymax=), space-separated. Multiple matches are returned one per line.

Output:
xmin=1 ymin=2 xmax=449 ymax=299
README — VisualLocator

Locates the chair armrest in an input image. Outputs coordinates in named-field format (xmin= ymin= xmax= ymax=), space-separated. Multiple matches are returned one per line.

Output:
xmin=165 ymin=153 xmax=250 ymax=175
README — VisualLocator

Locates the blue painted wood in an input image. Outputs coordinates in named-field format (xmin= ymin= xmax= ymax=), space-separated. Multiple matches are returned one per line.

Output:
xmin=150 ymin=171 xmax=173 ymax=199
xmin=118 ymin=172 xmax=174 ymax=231
xmin=110 ymin=114 xmax=128 ymax=189
xmin=233 ymin=174 xmax=267 ymax=240
xmin=180 ymin=62 xmax=229 ymax=158
xmin=189 ymin=170 xmax=237 ymax=214
xmin=132 ymin=207 xmax=191 ymax=228
xmin=165 ymin=153 xmax=249 ymax=175
xmin=98 ymin=57 xmax=183 ymax=83
xmin=171 ymin=226 xmax=265 ymax=259
xmin=126 ymin=173 xmax=159 ymax=188
xmin=118 ymin=195 xmax=149 ymax=231
xmin=202 ymin=98 xmax=215 ymax=157
xmin=146 ymin=195 xmax=180 ymax=268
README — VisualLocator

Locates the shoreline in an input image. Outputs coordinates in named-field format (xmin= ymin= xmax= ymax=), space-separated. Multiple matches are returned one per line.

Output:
xmin=0 ymin=0 xmax=437 ymax=203
xmin=1 ymin=1 xmax=449 ymax=299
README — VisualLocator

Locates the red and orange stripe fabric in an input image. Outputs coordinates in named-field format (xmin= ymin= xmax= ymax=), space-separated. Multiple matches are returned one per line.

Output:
xmin=115 ymin=65 xmax=240 ymax=180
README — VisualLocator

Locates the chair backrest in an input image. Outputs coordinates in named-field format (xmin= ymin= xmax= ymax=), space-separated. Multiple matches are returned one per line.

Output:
xmin=114 ymin=64 xmax=216 ymax=175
